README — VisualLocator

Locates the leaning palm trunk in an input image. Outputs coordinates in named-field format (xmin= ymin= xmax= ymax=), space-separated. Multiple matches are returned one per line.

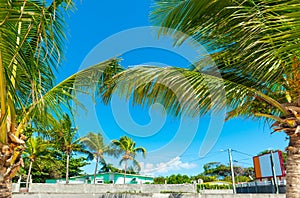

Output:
xmin=66 ymin=153 xmax=70 ymax=184
xmin=0 ymin=1 xmax=71 ymax=197
xmin=123 ymin=160 xmax=127 ymax=185
xmin=286 ymin=141 xmax=300 ymax=197
xmin=269 ymin=105 xmax=300 ymax=196
xmin=0 ymin=55 xmax=10 ymax=198
xmin=285 ymin=125 xmax=300 ymax=196
xmin=25 ymin=161 xmax=33 ymax=189
xmin=0 ymin=180 xmax=12 ymax=198
xmin=0 ymin=0 xmax=121 ymax=196
xmin=94 ymin=157 xmax=99 ymax=184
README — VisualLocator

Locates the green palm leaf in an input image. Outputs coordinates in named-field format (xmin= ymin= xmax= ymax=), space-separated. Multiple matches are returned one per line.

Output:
xmin=105 ymin=66 xmax=286 ymax=121
xmin=151 ymin=0 xmax=300 ymax=84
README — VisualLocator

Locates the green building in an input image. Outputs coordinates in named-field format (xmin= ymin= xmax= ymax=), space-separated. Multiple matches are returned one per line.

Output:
xmin=46 ymin=172 xmax=153 ymax=184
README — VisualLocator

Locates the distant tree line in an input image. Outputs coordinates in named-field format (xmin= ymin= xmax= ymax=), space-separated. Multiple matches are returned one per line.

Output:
xmin=154 ymin=162 xmax=255 ymax=184
xmin=154 ymin=149 xmax=288 ymax=185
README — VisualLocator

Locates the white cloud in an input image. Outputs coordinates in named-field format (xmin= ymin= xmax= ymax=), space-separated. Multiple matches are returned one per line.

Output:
xmin=140 ymin=156 xmax=197 ymax=175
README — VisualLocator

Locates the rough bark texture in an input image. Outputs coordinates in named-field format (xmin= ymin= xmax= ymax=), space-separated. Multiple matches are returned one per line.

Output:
xmin=0 ymin=142 xmax=24 ymax=198
xmin=0 ymin=179 xmax=12 ymax=198
xmin=123 ymin=160 xmax=127 ymax=185
xmin=93 ymin=157 xmax=99 ymax=184
xmin=286 ymin=134 xmax=300 ymax=198
xmin=66 ymin=153 xmax=69 ymax=184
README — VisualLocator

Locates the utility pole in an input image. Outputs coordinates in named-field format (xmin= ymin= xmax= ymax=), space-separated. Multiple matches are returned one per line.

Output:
xmin=270 ymin=151 xmax=279 ymax=194
xmin=228 ymin=148 xmax=236 ymax=194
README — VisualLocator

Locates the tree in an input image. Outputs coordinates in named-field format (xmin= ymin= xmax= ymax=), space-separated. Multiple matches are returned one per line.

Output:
xmin=20 ymin=127 xmax=89 ymax=184
xmin=59 ymin=156 xmax=89 ymax=179
xmin=153 ymin=176 xmax=166 ymax=184
xmin=21 ymin=151 xmax=88 ymax=183
xmin=204 ymin=162 xmax=231 ymax=178
xmin=190 ymin=174 xmax=217 ymax=183
xmin=0 ymin=1 xmax=74 ymax=196
xmin=80 ymin=132 xmax=116 ymax=184
xmin=202 ymin=162 xmax=253 ymax=182
xmin=166 ymin=174 xmax=191 ymax=184
xmin=102 ymin=1 xmax=300 ymax=196
xmin=22 ymin=137 xmax=54 ymax=189
xmin=0 ymin=0 xmax=122 ymax=196
xmin=51 ymin=114 xmax=87 ymax=184
xmin=112 ymin=136 xmax=146 ymax=184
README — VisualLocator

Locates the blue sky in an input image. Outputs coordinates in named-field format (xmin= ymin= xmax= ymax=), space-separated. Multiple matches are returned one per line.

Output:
xmin=57 ymin=0 xmax=288 ymax=176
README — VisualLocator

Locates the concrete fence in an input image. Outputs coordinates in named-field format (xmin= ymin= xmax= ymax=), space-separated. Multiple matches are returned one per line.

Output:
xmin=27 ymin=183 xmax=197 ymax=194
xmin=13 ymin=193 xmax=286 ymax=198
xmin=12 ymin=183 xmax=286 ymax=198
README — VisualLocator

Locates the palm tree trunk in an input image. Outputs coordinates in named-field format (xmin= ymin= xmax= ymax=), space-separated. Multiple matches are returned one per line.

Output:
xmin=123 ymin=160 xmax=127 ymax=185
xmin=25 ymin=161 xmax=33 ymax=189
xmin=0 ymin=179 xmax=12 ymax=198
xmin=0 ymin=40 xmax=7 ymax=143
xmin=286 ymin=134 xmax=300 ymax=197
xmin=94 ymin=157 xmax=99 ymax=184
xmin=66 ymin=153 xmax=70 ymax=184
xmin=0 ymin=37 xmax=11 ymax=198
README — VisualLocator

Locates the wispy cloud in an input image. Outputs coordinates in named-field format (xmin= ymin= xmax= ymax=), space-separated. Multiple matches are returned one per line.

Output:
xmin=140 ymin=156 xmax=197 ymax=175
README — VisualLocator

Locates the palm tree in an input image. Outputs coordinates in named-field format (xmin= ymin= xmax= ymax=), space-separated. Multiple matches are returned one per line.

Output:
xmin=52 ymin=114 xmax=87 ymax=184
xmin=0 ymin=1 xmax=74 ymax=196
xmin=101 ymin=1 xmax=300 ymax=196
xmin=23 ymin=137 xmax=55 ymax=189
xmin=80 ymin=132 xmax=116 ymax=184
xmin=0 ymin=0 xmax=121 ymax=196
xmin=112 ymin=136 xmax=146 ymax=184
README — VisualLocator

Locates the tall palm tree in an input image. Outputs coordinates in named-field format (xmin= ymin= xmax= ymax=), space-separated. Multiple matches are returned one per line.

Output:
xmin=0 ymin=0 xmax=122 ymax=196
xmin=112 ymin=136 xmax=146 ymax=184
xmin=80 ymin=132 xmax=116 ymax=184
xmin=0 ymin=1 xmax=74 ymax=196
xmin=52 ymin=114 xmax=87 ymax=184
xmin=22 ymin=137 xmax=55 ymax=189
xmin=101 ymin=1 xmax=300 ymax=196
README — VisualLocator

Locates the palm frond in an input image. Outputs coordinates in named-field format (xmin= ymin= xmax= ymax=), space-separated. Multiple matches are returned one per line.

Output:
xmin=134 ymin=147 xmax=146 ymax=158
xmin=16 ymin=58 xmax=121 ymax=136
xmin=103 ymin=66 xmax=287 ymax=120
xmin=132 ymin=158 xmax=141 ymax=172
xmin=151 ymin=0 xmax=300 ymax=85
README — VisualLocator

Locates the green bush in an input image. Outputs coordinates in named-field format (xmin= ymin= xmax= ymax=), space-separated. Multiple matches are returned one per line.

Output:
xmin=197 ymin=183 xmax=232 ymax=192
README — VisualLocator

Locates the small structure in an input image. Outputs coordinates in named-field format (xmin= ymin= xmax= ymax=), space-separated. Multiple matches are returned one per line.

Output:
xmin=46 ymin=172 xmax=153 ymax=184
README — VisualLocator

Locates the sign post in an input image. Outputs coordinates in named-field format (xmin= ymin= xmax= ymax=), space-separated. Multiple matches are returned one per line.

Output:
xmin=270 ymin=151 xmax=279 ymax=194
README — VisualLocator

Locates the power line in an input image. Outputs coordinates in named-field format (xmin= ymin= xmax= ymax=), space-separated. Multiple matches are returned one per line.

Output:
xmin=232 ymin=149 xmax=254 ymax=157
xmin=178 ymin=149 xmax=255 ymax=166
xmin=235 ymin=157 xmax=252 ymax=162
xmin=235 ymin=161 xmax=253 ymax=166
